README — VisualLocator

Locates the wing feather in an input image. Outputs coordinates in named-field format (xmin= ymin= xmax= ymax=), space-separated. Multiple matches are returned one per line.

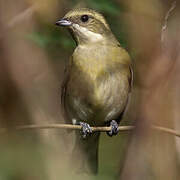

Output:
xmin=60 ymin=57 xmax=72 ymax=124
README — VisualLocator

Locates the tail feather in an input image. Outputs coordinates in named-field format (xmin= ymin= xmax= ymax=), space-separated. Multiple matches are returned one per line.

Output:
xmin=71 ymin=132 xmax=100 ymax=174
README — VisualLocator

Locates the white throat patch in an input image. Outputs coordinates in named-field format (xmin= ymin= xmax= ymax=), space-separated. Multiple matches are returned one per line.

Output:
xmin=72 ymin=23 xmax=103 ymax=43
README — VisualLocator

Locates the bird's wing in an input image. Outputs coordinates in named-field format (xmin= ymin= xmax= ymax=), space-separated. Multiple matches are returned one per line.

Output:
xmin=129 ymin=65 xmax=134 ymax=92
xmin=118 ymin=64 xmax=133 ymax=121
xmin=118 ymin=64 xmax=133 ymax=124
xmin=61 ymin=57 xmax=72 ymax=124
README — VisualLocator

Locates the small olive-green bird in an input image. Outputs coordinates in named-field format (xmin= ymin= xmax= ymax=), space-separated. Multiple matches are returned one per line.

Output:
xmin=56 ymin=8 xmax=132 ymax=174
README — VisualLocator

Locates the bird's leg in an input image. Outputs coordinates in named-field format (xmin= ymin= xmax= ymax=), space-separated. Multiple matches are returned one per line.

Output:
xmin=79 ymin=122 xmax=92 ymax=138
xmin=106 ymin=120 xmax=119 ymax=137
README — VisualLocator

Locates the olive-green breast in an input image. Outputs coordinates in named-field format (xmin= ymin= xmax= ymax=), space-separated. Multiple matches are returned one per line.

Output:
xmin=64 ymin=44 xmax=131 ymax=126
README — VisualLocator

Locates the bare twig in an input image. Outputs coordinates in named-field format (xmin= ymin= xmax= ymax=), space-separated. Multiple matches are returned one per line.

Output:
xmin=152 ymin=125 xmax=180 ymax=137
xmin=0 ymin=124 xmax=134 ymax=133
xmin=0 ymin=123 xmax=180 ymax=138
xmin=161 ymin=1 xmax=176 ymax=43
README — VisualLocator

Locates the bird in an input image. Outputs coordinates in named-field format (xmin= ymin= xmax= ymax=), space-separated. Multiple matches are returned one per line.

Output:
xmin=55 ymin=8 xmax=132 ymax=174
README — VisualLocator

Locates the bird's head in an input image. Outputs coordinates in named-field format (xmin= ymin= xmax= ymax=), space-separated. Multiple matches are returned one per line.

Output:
xmin=55 ymin=8 xmax=116 ymax=45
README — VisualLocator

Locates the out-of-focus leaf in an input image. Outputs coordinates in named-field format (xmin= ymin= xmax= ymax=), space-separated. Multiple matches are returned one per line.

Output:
xmin=26 ymin=32 xmax=51 ymax=48
xmin=87 ymin=0 xmax=120 ymax=15
xmin=26 ymin=29 xmax=75 ymax=52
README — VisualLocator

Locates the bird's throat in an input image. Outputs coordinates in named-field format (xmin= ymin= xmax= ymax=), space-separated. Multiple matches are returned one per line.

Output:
xmin=73 ymin=44 xmax=108 ymax=80
xmin=72 ymin=24 xmax=104 ymax=44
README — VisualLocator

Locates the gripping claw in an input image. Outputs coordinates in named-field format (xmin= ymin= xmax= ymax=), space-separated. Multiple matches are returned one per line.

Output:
xmin=107 ymin=120 xmax=119 ymax=137
xmin=80 ymin=122 xmax=92 ymax=138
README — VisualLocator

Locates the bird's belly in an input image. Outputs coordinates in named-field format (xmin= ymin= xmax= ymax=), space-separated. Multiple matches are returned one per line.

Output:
xmin=65 ymin=75 xmax=128 ymax=126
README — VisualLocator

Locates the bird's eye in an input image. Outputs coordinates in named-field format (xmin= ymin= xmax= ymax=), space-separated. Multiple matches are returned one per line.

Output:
xmin=81 ymin=15 xmax=89 ymax=22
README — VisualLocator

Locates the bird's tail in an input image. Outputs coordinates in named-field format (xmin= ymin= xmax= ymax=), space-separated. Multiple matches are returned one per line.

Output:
xmin=71 ymin=132 xmax=100 ymax=174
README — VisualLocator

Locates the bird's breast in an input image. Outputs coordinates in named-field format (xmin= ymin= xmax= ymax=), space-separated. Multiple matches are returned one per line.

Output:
xmin=66 ymin=65 xmax=129 ymax=125
xmin=64 ymin=44 xmax=130 ymax=125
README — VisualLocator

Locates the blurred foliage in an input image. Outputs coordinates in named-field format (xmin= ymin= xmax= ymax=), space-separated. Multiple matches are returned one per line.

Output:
xmin=0 ymin=134 xmax=47 ymax=180
xmin=26 ymin=27 xmax=75 ymax=59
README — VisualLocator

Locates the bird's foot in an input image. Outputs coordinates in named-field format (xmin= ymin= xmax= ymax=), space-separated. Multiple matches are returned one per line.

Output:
xmin=107 ymin=120 xmax=119 ymax=137
xmin=80 ymin=122 xmax=92 ymax=138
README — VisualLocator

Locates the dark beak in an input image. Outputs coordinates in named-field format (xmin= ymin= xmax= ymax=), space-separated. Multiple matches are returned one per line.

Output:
xmin=55 ymin=19 xmax=72 ymax=27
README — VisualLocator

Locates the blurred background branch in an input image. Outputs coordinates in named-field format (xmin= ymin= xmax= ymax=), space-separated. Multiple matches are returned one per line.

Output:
xmin=161 ymin=1 xmax=176 ymax=43
xmin=7 ymin=6 xmax=35 ymax=28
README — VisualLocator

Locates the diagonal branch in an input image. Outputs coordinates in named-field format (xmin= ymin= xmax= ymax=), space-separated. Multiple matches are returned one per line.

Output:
xmin=161 ymin=1 xmax=177 ymax=43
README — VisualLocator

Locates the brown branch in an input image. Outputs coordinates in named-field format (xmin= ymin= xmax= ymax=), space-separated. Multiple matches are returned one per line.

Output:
xmin=0 ymin=124 xmax=180 ymax=138
xmin=0 ymin=124 xmax=134 ymax=133
xmin=161 ymin=1 xmax=177 ymax=43
xmin=152 ymin=125 xmax=180 ymax=137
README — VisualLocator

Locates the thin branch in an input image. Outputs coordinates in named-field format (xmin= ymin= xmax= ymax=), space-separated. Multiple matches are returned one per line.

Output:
xmin=0 ymin=124 xmax=134 ymax=133
xmin=161 ymin=1 xmax=177 ymax=43
xmin=152 ymin=125 xmax=180 ymax=137
xmin=0 ymin=123 xmax=180 ymax=138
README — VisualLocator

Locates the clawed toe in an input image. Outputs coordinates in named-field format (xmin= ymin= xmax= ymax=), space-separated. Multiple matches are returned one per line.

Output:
xmin=80 ymin=122 xmax=92 ymax=138
xmin=107 ymin=120 xmax=119 ymax=137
